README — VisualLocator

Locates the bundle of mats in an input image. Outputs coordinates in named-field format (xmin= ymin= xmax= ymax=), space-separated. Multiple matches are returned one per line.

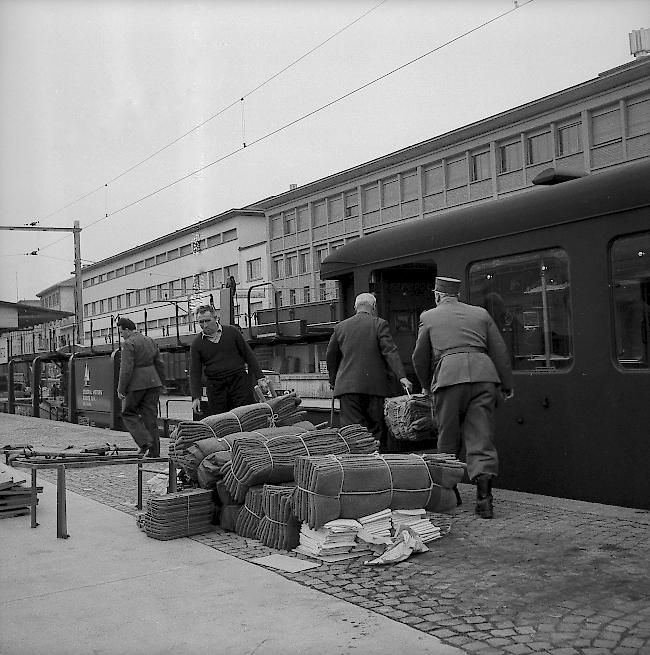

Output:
xmin=384 ymin=393 xmax=437 ymax=441
xmin=223 ymin=425 xmax=378 ymax=503
xmin=195 ymin=423 xmax=315 ymax=489
xmin=257 ymin=484 xmax=300 ymax=551
xmin=168 ymin=393 xmax=307 ymax=476
xmin=143 ymin=489 xmax=214 ymax=540
xmin=293 ymin=453 xmax=465 ymax=529
xmin=235 ymin=485 xmax=264 ymax=538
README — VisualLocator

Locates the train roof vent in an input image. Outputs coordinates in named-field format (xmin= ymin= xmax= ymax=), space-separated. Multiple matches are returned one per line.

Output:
xmin=531 ymin=168 xmax=587 ymax=185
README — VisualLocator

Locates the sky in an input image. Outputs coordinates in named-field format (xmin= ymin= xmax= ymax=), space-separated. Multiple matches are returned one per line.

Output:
xmin=0 ymin=0 xmax=648 ymax=301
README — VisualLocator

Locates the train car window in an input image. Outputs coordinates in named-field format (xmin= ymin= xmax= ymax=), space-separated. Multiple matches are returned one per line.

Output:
xmin=611 ymin=232 xmax=650 ymax=369
xmin=469 ymin=248 xmax=572 ymax=372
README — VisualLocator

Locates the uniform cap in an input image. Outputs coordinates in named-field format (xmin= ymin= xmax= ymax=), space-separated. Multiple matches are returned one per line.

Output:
xmin=435 ymin=276 xmax=461 ymax=294
xmin=117 ymin=317 xmax=136 ymax=330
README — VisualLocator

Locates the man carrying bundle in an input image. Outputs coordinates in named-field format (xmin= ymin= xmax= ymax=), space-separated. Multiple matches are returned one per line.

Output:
xmin=190 ymin=305 xmax=269 ymax=416
xmin=326 ymin=292 xmax=412 ymax=451
xmin=412 ymin=276 xmax=514 ymax=519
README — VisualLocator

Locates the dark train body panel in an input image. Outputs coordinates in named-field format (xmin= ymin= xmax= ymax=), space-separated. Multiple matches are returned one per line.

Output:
xmin=321 ymin=160 xmax=650 ymax=509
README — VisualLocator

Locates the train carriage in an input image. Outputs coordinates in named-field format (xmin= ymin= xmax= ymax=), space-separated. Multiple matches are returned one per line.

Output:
xmin=321 ymin=159 xmax=650 ymax=510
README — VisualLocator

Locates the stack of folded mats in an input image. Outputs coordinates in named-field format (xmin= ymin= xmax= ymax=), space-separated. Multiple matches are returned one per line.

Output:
xmin=168 ymin=393 xmax=308 ymax=477
xmin=234 ymin=485 xmax=264 ymax=538
xmin=384 ymin=393 xmax=437 ymax=441
xmin=392 ymin=509 xmax=442 ymax=543
xmin=223 ymin=425 xmax=377 ymax=503
xmin=294 ymin=453 xmax=464 ymax=529
xmin=256 ymin=484 xmax=300 ymax=551
xmin=143 ymin=489 xmax=214 ymax=540
xmin=295 ymin=518 xmax=370 ymax=562
xmin=196 ymin=423 xmax=315 ymax=489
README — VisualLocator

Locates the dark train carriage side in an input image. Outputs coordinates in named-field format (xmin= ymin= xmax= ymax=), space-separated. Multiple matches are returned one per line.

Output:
xmin=321 ymin=160 xmax=650 ymax=510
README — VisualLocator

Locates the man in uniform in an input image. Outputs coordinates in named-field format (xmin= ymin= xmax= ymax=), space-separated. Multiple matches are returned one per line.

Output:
xmin=326 ymin=292 xmax=412 ymax=450
xmin=117 ymin=317 xmax=165 ymax=457
xmin=412 ymin=277 xmax=514 ymax=518
xmin=190 ymin=305 xmax=268 ymax=416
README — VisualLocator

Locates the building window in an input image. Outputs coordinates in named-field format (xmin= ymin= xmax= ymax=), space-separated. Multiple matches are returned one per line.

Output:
xmin=362 ymin=184 xmax=380 ymax=212
xmin=246 ymin=258 xmax=262 ymax=281
xmin=83 ymin=280 xmax=91 ymax=289
xmin=591 ymin=106 xmax=621 ymax=146
xmin=289 ymin=289 xmax=297 ymax=305
xmin=526 ymin=132 xmax=552 ymax=165
xmin=107 ymin=297 xmax=113 ymax=312
xmin=116 ymin=295 xmax=122 ymax=310
xmin=381 ymin=177 xmax=399 ymax=207
xmin=144 ymin=257 xmax=155 ymax=268
xmin=180 ymin=244 xmax=192 ymax=256
xmin=156 ymin=253 xmax=167 ymax=264
xmin=319 ymin=282 xmax=327 ymax=301
xmin=285 ymin=254 xmax=298 ymax=277
xmin=222 ymin=228 xmax=237 ymax=243
xmin=401 ymin=171 xmax=419 ymax=201
xmin=136 ymin=290 xmax=143 ymax=305
xmin=610 ymin=231 xmax=650 ymax=369
xmin=134 ymin=261 xmax=144 ymax=271
xmin=446 ymin=157 xmax=467 ymax=188
xmin=469 ymin=248 xmax=573 ymax=371
xmin=106 ymin=270 xmax=115 ymax=281
xmin=272 ymin=258 xmax=282 ymax=280
xmin=627 ymin=96 xmax=650 ymax=137
xmin=556 ymin=122 xmax=581 ymax=157
xmin=498 ymin=141 xmax=523 ymax=173
xmin=83 ymin=304 xmax=89 ymax=317
xmin=99 ymin=300 xmax=105 ymax=313
xmin=299 ymin=250 xmax=310 ymax=274
xmin=423 ymin=164 xmax=444 ymax=194
xmin=345 ymin=191 xmax=359 ymax=217
xmin=283 ymin=210 xmax=297 ymax=235
xmin=206 ymin=235 xmax=221 ymax=248
xmin=125 ymin=264 xmax=135 ymax=274
xmin=329 ymin=196 xmax=343 ymax=222
xmin=297 ymin=206 xmax=310 ymax=231
xmin=126 ymin=292 xmax=134 ymax=308
xmin=115 ymin=267 xmax=124 ymax=277
xmin=209 ymin=269 xmax=223 ymax=288
xmin=224 ymin=264 xmax=238 ymax=281
xmin=91 ymin=302 xmax=97 ymax=315
xmin=314 ymin=246 xmax=328 ymax=271
xmin=303 ymin=286 xmax=311 ymax=303
xmin=471 ymin=151 xmax=491 ymax=182
xmin=313 ymin=202 xmax=327 ymax=227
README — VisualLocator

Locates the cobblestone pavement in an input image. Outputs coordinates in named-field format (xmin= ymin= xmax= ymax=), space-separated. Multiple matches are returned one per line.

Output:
xmin=3 ymin=414 xmax=650 ymax=655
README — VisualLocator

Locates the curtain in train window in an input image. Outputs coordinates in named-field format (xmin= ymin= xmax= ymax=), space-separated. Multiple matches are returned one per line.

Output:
xmin=469 ymin=249 xmax=573 ymax=371
xmin=611 ymin=231 xmax=650 ymax=369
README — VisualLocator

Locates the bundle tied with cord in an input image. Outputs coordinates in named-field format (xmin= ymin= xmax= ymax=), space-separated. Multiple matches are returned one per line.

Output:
xmin=223 ymin=424 xmax=377 ymax=504
xmin=294 ymin=453 xmax=464 ymax=529
xmin=256 ymin=484 xmax=300 ymax=551
xmin=384 ymin=393 xmax=437 ymax=442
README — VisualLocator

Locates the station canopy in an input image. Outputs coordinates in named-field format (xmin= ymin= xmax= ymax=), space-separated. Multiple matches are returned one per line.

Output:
xmin=0 ymin=300 xmax=74 ymax=335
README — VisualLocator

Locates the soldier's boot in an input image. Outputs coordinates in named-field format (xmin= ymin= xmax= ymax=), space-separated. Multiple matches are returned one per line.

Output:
xmin=475 ymin=474 xmax=494 ymax=519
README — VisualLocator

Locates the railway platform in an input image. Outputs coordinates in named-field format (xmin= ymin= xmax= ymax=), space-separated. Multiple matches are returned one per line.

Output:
xmin=1 ymin=413 xmax=649 ymax=655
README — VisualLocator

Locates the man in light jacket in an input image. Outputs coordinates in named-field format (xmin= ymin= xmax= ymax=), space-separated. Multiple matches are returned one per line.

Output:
xmin=412 ymin=277 xmax=514 ymax=518
xmin=117 ymin=317 xmax=165 ymax=457
xmin=326 ymin=292 xmax=412 ymax=450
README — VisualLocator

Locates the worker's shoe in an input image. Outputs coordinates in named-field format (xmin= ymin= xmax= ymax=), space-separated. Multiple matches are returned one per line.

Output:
xmin=475 ymin=474 xmax=494 ymax=519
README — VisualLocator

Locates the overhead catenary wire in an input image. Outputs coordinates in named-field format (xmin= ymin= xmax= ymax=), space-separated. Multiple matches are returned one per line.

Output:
xmin=28 ymin=0 xmax=389 ymax=251
xmin=28 ymin=0 xmax=534 ymax=257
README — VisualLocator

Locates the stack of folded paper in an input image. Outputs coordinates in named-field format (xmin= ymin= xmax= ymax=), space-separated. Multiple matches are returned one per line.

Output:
xmin=392 ymin=509 xmax=442 ymax=543
xmin=294 ymin=518 xmax=369 ymax=562
xmin=256 ymin=484 xmax=300 ymax=551
xmin=143 ymin=489 xmax=214 ymax=540
xmin=359 ymin=509 xmax=392 ymax=538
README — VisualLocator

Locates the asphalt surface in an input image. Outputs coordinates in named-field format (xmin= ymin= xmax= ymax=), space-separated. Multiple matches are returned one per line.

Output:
xmin=1 ymin=413 xmax=649 ymax=655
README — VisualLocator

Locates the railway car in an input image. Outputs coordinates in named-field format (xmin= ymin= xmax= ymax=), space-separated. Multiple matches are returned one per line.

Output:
xmin=321 ymin=159 xmax=650 ymax=510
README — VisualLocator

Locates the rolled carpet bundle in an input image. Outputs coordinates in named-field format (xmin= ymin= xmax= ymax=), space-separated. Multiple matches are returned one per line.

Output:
xmin=143 ymin=489 xmax=214 ymax=540
xmin=293 ymin=453 xmax=462 ymax=529
xmin=226 ymin=425 xmax=377 ymax=503
xmin=235 ymin=485 xmax=265 ymax=539
xmin=256 ymin=484 xmax=300 ymax=551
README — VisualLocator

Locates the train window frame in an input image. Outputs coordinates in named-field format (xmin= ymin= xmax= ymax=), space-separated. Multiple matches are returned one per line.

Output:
xmin=609 ymin=230 xmax=650 ymax=371
xmin=468 ymin=248 xmax=574 ymax=373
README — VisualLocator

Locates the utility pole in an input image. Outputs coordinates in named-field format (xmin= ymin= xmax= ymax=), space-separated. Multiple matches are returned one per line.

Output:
xmin=0 ymin=223 xmax=84 ymax=345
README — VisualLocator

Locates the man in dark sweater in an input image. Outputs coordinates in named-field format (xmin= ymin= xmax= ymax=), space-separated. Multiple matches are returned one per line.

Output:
xmin=190 ymin=305 xmax=269 ymax=416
